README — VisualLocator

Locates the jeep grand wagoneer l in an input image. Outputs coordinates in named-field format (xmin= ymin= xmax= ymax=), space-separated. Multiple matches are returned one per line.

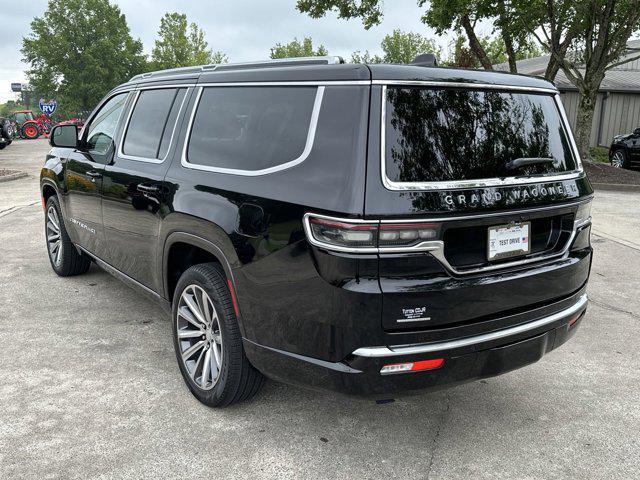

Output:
xmin=41 ymin=57 xmax=592 ymax=407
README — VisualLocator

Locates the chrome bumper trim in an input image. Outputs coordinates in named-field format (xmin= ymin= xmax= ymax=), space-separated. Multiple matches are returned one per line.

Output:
xmin=352 ymin=294 xmax=588 ymax=358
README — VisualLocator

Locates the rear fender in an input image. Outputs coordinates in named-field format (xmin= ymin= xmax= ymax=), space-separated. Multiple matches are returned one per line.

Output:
xmin=159 ymin=214 xmax=245 ymax=334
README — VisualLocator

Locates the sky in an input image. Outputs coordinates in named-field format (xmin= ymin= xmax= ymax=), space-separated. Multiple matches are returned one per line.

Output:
xmin=0 ymin=0 xmax=496 ymax=103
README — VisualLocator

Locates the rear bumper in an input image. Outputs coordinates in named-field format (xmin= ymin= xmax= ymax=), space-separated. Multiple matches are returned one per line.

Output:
xmin=243 ymin=292 xmax=587 ymax=396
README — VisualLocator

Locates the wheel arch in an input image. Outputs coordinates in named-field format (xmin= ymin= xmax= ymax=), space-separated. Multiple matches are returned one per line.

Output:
xmin=41 ymin=181 xmax=58 ymax=203
xmin=41 ymin=179 xmax=62 ymax=211
xmin=609 ymin=144 xmax=626 ymax=156
xmin=162 ymin=231 xmax=245 ymax=334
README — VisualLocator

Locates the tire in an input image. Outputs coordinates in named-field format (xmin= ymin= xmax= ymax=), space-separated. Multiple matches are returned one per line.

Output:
xmin=45 ymin=196 xmax=91 ymax=276
xmin=22 ymin=122 xmax=41 ymax=139
xmin=1 ymin=118 xmax=14 ymax=141
xmin=611 ymin=149 xmax=629 ymax=169
xmin=0 ymin=118 xmax=12 ymax=148
xmin=172 ymin=263 xmax=264 ymax=407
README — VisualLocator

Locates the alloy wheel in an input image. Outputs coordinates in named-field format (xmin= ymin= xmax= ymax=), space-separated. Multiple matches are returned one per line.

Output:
xmin=46 ymin=206 xmax=62 ymax=266
xmin=611 ymin=151 xmax=624 ymax=168
xmin=176 ymin=284 xmax=223 ymax=391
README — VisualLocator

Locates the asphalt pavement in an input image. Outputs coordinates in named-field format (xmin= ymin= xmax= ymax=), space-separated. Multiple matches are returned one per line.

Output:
xmin=1 ymin=139 xmax=638 ymax=479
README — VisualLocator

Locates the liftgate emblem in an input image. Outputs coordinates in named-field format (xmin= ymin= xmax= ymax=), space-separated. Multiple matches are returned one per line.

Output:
xmin=444 ymin=183 xmax=579 ymax=207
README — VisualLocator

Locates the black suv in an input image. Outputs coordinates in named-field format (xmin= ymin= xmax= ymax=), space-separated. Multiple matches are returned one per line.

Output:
xmin=609 ymin=127 xmax=640 ymax=169
xmin=0 ymin=116 xmax=14 ymax=149
xmin=41 ymin=57 xmax=593 ymax=407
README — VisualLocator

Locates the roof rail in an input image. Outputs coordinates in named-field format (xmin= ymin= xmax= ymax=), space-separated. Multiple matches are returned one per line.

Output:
xmin=129 ymin=56 xmax=345 ymax=82
xmin=210 ymin=56 xmax=344 ymax=72
xmin=129 ymin=65 xmax=206 ymax=82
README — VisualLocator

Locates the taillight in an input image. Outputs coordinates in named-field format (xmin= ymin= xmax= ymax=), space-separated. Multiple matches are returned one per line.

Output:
xmin=380 ymin=358 xmax=445 ymax=375
xmin=378 ymin=222 xmax=439 ymax=248
xmin=307 ymin=216 xmax=378 ymax=251
xmin=303 ymin=214 xmax=441 ymax=253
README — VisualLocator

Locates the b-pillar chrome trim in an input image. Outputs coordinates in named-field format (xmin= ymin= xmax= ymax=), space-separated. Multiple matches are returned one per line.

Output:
xmin=352 ymin=294 xmax=588 ymax=358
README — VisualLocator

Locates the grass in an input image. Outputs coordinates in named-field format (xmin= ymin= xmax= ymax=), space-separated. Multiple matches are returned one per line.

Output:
xmin=589 ymin=146 xmax=610 ymax=163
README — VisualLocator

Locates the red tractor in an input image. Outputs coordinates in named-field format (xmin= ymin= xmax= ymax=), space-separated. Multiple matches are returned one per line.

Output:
xmin=12 ymin=110 xmax=53 ymax=139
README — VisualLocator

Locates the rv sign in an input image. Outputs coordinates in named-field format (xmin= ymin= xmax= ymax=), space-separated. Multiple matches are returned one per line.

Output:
xmin=38 ymin=99 xmax=58 ymax=115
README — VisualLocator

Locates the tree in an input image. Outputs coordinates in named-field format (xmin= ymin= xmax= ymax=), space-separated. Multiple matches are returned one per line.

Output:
xmin=351 ymin=29 xmax=440 ymax=64
xmin=0 ymin=100 xmax=27 ymax=118
xmin=380 ymin=29 xmax=441 ymax=63
xmin=151 ymin=12 xmax=227 ymax=70
xmin=351 ymin=50 xmax=383 ymax=64
xmin=296 ymin=1 xmax=538 ymax=73
xmin=444 ymin=33 xmax=542 ymax=68
xmin=270 ymin=37 xmax=328 ymax=59
xmin=21 ymin=0 xmax=147 ymax=116
xmin=422 ymin=0 xmax=494 ymax=69
xmin=423 ymin=0 xmax=542 ymax=73
xmin=520 ymin=0 xmax=640 ymax=159
xmin=297 ymin=0 xmax=383 ymax=28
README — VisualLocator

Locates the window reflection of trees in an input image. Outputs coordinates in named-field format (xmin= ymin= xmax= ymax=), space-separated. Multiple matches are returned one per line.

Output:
xmin=386 ymin=88 xmax=573 ymax=183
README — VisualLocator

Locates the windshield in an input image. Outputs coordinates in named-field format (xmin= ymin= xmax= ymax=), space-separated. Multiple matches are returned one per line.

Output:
xmin=15 ymin=112 xmax=32 ymax=123
xmin=384 ymin=87 xmax=578 ymax=184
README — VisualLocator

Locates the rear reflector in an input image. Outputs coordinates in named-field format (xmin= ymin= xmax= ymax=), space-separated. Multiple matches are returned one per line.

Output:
xmin=380 ymin=358 xmax=445 ymax=375
xmin=227 ymin=279 xmax=240 ymax=317
xmin=568 ymin=311 xmax=584 ymax=328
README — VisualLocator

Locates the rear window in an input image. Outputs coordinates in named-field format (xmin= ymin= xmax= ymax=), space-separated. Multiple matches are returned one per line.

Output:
xmin=384 ymin=87 xmax=577 ymax=184
xmin=186 ymin=86 xmax=318 ymax=172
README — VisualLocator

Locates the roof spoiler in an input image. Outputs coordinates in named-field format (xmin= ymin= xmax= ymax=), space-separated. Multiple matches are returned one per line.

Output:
xmin=410 ymin=53 xmax=438 ymax=67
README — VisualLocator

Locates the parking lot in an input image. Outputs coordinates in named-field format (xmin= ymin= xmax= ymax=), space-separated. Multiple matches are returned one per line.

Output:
xmin=1 ymin=139 xmax=639 ymax=479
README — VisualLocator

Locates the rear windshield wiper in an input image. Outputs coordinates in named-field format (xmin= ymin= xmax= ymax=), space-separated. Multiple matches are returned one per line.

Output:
xmin=506 ymin=157 xmax=558 ymax=170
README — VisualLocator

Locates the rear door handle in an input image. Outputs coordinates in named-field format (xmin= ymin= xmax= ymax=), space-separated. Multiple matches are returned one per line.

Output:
xmin=137 ymin=183 xmax=160 ymax=194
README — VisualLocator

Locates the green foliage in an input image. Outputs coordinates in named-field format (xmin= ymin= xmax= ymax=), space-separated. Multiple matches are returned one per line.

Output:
xmin=296 ymin=0 xmax=384 ymax=29
xmin=350 ymin=50 xmax=382 ymax=64
xmin=351 ymin=29 xmax=441 ymax=64
xmin=444 ymin=34 xmax=542 ymax=68
xmin=270 ymin=37 xmax=329 ymax=59
xmin=21 ymin=0 xmax=147 ymax=116
xmin=151 ymin=12 xmax=227 ymax=70
xmin=380 ymin=29 xmax=442 ymax=64
xmin=443 ymin=34 xmax=477 ymax=68
xmin=590 ymin=146 xmax=609 ymax=163
xmin=421 ymin=0 xmax=479 ymax=34
xmin=0 ymin=101 xmax=27 ymax=117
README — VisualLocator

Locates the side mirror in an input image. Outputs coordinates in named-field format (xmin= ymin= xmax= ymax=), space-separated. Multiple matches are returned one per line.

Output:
xmin=49 ymin=124 xmax=79 ymax=148
xmin=633 ymin=127 xmax=640 ymax=136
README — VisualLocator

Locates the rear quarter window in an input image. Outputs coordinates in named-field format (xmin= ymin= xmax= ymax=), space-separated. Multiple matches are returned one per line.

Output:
xmin=123 ymin=88 xmax=187 ymax=160
xmin=384 ymin=87 xmax=578 ymax=184
xmin=186 ymin=86 xmax=320 ymax=173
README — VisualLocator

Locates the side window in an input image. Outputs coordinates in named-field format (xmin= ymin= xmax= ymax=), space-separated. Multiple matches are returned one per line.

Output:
xmin=186 ymin=86 xmax=319 ymax=173
xmin=85 ymin=93 xmax=129 ymax=157
xmin=122 ymin=88 xmax=187 ymax=160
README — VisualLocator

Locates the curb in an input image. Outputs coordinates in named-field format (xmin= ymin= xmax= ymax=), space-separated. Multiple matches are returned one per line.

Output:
xmin=0 ymin=172 xmax=28 ymax=184
xmin=591 ymin=182 xmax=640 ymax=192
